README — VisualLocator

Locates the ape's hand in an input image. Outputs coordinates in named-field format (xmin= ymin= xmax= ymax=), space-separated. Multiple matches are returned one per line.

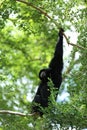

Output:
xmin=59 ymin=28 xmax=64 ymax=37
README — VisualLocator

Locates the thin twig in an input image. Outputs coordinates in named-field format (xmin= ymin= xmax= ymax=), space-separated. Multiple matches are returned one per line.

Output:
xmin=0 ymin=110 xmax=35 ymax=116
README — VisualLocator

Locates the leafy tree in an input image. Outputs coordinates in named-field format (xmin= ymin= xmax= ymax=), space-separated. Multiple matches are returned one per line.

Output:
xmin=0 ymin=0 xmax=87 ymax=129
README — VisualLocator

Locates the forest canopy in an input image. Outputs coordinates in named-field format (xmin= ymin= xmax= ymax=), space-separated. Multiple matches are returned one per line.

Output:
xmin=0 ymin=0 xmax=87 ymax=130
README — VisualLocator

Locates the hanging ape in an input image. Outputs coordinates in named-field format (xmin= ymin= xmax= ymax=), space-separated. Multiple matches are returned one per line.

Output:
xmin=32 ymin=28 xmax=64 ymax=115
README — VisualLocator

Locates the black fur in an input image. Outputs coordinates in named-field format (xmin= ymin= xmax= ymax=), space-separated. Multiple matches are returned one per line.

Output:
xmin=32 ymin=29 xmax=64 ymax=115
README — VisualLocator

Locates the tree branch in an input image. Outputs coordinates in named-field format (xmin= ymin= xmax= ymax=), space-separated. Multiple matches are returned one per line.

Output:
xmin=63 ymin=32 xmax=86 ymax=50
xmin=16 ymin=0 xmax=52 ymax=19
xmin=0 ymin=110 xmax=35 ymax=116
xmin=16 ymin=0 xmax=87 ymax=51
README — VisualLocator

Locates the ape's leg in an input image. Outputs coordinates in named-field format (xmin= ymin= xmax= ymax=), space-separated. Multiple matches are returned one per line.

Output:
xmin=32 ymin=81 xmax=49 ymax=115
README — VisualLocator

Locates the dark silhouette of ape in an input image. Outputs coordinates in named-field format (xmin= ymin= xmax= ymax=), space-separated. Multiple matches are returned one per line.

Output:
xmin=32 ymin=28 xmax=64 ymax=115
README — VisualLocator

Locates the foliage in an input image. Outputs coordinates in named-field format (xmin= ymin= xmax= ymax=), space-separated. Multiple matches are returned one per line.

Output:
xmin=0 ymin=0 xmax=87 ymax=129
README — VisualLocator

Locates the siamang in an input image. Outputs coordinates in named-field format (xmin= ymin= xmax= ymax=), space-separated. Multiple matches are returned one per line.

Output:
xmin=32 ymin=28 xmax=64 ymax=115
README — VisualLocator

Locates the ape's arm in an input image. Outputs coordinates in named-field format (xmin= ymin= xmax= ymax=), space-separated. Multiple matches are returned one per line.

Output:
xmin=49 ymin=28 xmax=64 ymax=89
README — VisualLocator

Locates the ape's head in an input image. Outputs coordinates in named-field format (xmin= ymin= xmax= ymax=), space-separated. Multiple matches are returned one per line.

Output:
xmin=39 ymin=68 xmax=51 ymax=81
